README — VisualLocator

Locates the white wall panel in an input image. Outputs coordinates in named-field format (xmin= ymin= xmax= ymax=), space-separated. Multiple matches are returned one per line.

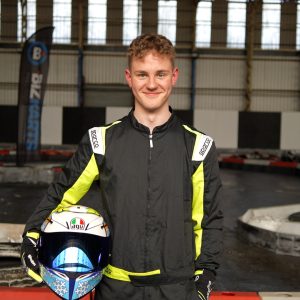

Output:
xmin=0 ymin=50 xmax=79 ymax=85
xmin=280 ymin=112 xmax=300 ymax=150
xmin=195 ymin=56 xmax=246 ymax=111
xmin=0 ymin=86 xmax=78 ymax=107
xmin=0 ymin=50 xmax=78 ymax=106
xmin=0 ymin=49 xmax=300 ymax=113
xmin=43 ymin=89 xmax=77 ymax=106
xmin=0 ymin=87 xmax=18 ymax=105
xmin=197 ymin=56 xmax=245 ymax=89
xmin=195 ymin=94 xmax=244 ymax=111
xmin=41 ymin=107 xmax=63 ymax=145
xmin=84 ymin=54 xmax=127 ymax=84
xmin=252 ymin=95 xmax=300 ymax=112
xmin=194 ymin=110 xmax=238 ymax=149
xmin=106 ymin=106 xmax=131 ymax=123
xmin=253 ymin=58 xmax=300 ymax=91
xmin=175 ymin=57 xmax=191 ymax=88
xmin=0 ymin=51 xmax=20 ymax=83
xmin=169 ymin=88 xmax=190 ymax=109
xmin=84 ymin=55 xmax=192 ymax=87
xmin=47 ymin=52 xmax=78 ymax=84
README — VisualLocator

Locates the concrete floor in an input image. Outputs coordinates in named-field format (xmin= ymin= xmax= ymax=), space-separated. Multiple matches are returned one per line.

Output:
xmin=0 ymin=168 xmax=299 ymax=291
xmin=216 ymin=169 xmax=300 ymax=291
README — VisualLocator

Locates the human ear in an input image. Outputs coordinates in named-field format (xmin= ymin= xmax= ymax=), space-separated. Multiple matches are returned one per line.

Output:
xmin=172 ymin=67 xmax=179 ymax=86
xmin=125 ymin=68 xmax=132 ymax=88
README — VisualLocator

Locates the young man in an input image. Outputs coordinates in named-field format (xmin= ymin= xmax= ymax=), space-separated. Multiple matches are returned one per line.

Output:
xmin=21 ymin=34 xmax=223 ymax=300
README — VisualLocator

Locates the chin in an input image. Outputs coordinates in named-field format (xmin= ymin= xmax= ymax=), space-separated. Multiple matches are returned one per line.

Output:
xmin=143 ymin=103 xmax=166 ymax=112
xmin=134 ymin=97 xmax=169 ymax=113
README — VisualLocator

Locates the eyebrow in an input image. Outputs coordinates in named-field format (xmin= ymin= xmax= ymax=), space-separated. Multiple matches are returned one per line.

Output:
xmin=133 ymin=70 xmax=171 ymax=74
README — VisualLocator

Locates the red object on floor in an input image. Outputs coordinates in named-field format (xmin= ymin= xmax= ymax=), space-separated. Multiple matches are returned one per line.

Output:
xmin=269 ymin=161 xmax=298 ymax=168
xmin=0 ymin=149 xmax=10 ymax=156
xmin=0 ymin=287 xmax=93 ymax=300
xmin=222 ymin=156 xmax=245 ymax=164
xmin=0 ymin=287 xmax=262 ymax=300
xmin=211 ymin=291 xmax=261 ymax=300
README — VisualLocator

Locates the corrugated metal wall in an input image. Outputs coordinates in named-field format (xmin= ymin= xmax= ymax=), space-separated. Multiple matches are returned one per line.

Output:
xmin=251 ymin=57 xmax=300 ymax=111
xmin=0 ymin=49 xmax=78 ymax=107
xmin=45 ymin=50 xmax=78 ymax=106
xmin=0 ymin=0 xmax=299 ymax=112
xmin=0 ymin=49 xmax=20 ymax=105
xmin=0 ymin=48 xmax=299 ymax=111
xmin=84 ymin=52 xmax=127 ymax=84
xmin=196 ymin=55 xmax=245 ymax=111
xmin=170 ymin=56 xmax=191 ymax=110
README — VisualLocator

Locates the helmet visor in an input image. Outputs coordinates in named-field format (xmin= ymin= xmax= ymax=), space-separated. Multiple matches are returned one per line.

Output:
xmin=39 ymin=231 xmax=110 ymax=273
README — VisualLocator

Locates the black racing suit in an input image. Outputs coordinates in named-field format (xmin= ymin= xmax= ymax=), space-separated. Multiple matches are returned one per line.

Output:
xmin=24 ymin=109 xmax=223 ymax=300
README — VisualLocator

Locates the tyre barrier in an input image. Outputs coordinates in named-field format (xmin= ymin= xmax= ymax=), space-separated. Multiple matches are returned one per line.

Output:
xmin=0 ymin=164 xmax=63 ymax=184
xmin=211 ymin=292 xmax=260 ymax=299
xmin=0 ymin=287 xmax=92 ymax=299
xmin=259 ymin=292 xmax=300 ymax=299
xmin=1 ymin=288 xmax=299 ymax=300
xmin=219 ymin=154 xmax=300 ymax=176
xmin=212 ymin=292 xmax=300 ymax=299
xmin=238 ymin=204 xmax=300 ymax=257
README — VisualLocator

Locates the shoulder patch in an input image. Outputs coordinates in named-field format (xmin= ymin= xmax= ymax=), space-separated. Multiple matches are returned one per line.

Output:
xmin=89 ymin=127 xmax=104 ymax=155
xmin=88 ymin=121 xmax=122 ymax=155
xmin=182 ymin=124 xmax=213 ymax=161
xmin=193 ymin=134 xmax=213 ymax=162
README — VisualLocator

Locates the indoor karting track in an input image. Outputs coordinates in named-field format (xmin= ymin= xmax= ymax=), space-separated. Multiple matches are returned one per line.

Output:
xmin=0 ymin=168 xmax=299 ymax=293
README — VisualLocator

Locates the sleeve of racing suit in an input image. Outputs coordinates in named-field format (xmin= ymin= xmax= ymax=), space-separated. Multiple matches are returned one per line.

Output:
xmin=23 ymin=131 xmax=100 ymax=234
xmin=193 ymin=141 xmax=223 ymax=275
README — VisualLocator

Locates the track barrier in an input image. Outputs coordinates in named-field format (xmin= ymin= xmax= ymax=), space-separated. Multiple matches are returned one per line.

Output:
xmin=259 ymin=292 xmax=300 ymax=299
xmin=0 ymin=287 xmax=92 ymax=299
xmin=211 ymin=291 xmax=261 ymax=299
xmin=1 ymin=287 xmax=300 ymax=299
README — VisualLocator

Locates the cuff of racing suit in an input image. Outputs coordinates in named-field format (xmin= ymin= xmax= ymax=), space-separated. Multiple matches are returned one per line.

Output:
xmin=22 ymin=229 xmax=41 ymax=238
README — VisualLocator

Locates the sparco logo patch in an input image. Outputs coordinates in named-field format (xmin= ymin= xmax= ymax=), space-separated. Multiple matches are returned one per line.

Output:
xmin=91 ymin=129 xmax=99 ymax=148
xmin=70 ymin=217 xmax=85 ymax=230
xmin=199 ymin=137 xmax=211 ymax=156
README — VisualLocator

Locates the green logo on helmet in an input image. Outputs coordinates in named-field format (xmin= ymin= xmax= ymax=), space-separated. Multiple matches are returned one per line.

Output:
xmin=70 ymin=217 xmax=85 ymax=230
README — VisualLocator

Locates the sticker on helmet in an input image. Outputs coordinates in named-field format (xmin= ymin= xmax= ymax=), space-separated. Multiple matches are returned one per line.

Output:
xmin=70 ymin=217 xmax=85 ymax=230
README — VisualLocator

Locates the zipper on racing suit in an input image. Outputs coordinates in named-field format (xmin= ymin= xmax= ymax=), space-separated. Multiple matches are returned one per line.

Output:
xmin=149 ymin=134 xmax=153 ymax=150
xmin=145 ymin=133 xmax=153 ymax=273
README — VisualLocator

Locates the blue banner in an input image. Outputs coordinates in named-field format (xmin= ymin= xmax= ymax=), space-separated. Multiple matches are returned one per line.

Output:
xmin=17 ymin=26 xmax=54 ymax=165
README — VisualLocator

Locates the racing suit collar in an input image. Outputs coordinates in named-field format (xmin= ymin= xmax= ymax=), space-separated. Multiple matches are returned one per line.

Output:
xmin=129 ymin=106 xmax=175 ymax=134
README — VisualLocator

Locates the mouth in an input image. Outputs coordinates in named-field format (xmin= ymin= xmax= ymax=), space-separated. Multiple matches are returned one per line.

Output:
xmin=143 ymin=92 xmax=161 ymax=97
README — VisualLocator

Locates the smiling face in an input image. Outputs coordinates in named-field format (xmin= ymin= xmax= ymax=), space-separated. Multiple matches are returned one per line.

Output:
xmin=125 ymin=51 xmax=179 ymax=114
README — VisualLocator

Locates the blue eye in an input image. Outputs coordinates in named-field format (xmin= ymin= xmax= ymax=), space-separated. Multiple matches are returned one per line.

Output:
xmin=157 ymin=72 xmax=167 ymax=78
xmin=137 ymin=73 xmax=147 ymax=78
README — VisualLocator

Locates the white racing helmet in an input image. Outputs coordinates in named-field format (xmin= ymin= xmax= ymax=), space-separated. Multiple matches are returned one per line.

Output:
xmin=38 ymin=205 xmax=110 ymax=300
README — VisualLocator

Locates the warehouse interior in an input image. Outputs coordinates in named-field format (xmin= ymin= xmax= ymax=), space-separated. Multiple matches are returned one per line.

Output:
xmin=0 ymin=0 xmax=300 ymax=150
xmin=0 ymin=0 xmax=299 ymax=299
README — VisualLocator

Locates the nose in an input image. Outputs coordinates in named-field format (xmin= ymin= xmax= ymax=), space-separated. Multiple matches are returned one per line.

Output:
xmin=146 ymin=75 xmax=158 ymax=90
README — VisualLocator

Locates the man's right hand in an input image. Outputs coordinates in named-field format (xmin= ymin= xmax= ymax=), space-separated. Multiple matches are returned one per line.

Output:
xmin=20 ymin=231 xmax=43 ymax=283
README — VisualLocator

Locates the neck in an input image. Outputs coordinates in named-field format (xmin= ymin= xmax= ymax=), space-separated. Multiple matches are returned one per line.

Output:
xmin=133 ymin=106 xmax=171 ymax=133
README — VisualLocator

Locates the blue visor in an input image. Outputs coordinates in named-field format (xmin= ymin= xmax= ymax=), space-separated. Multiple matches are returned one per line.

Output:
xmin=38 ymin=231 xmax=110 ymax=271
xmin=53 ymin=247 xmax=94 ymax=272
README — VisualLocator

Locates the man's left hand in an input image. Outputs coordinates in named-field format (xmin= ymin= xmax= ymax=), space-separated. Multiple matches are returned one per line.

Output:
xmin=194 ymin=269 xmax=215 ymax=300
